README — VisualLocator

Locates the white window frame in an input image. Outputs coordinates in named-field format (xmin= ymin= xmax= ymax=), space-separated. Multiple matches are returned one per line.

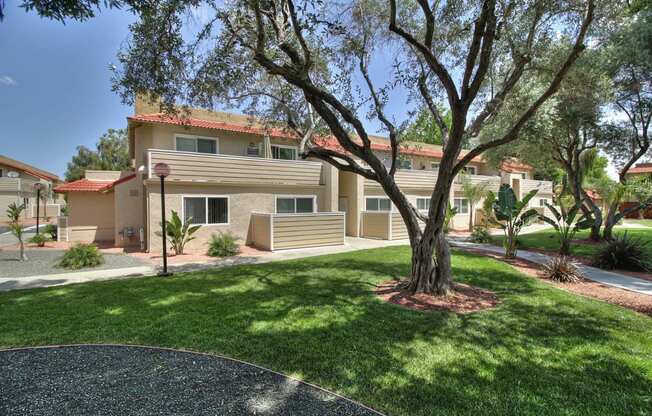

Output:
xmin=539 ymin=198 xmax=548 ymax=207
xmin=271 ymin=144 xmax=298 ymax=160
xmin=453 ymin=197 xmax=470 ymax=214
xmin=274 ymin=195 xmax=317 ymax=214
xmin=416 ymin=197 xmax=431 ymax=212
xmin=398 ymin=157 xmax=413 ymax=170
xmin=174 ymin=134 xmax=219 ymax=154
xmin=463 ymin=166 xmax=477 ymax=175
xmin=181 ymin=195 xmax=230 ymax=225
xmin=364 ymin=196 xmax=392 ymax=212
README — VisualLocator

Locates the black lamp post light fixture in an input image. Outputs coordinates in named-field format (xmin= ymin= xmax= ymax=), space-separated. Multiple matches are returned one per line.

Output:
xmin=33 ymin=182 xmax=45 ymax=235
xmin=154 ymin=162 xmax=173 ymax=277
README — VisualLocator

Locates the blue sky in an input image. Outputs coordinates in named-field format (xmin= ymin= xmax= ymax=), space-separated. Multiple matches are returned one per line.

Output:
xmin=0 ymin=4 xmax=405 ymax=179
xmin=0 ymin=4 xmax=136 ymax=178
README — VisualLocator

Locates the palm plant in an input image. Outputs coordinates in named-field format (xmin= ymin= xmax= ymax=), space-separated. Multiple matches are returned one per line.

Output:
xmin=539 ymin=200 xmax=594 ymax=255
xmin=460 ymin=175 xmax=488 ymax=231
xmin=443 ymin=204 xmax=458 ymax=234
xmin=159 ymin=210 xmax=201 ymax=255
xmin=492 ymin=184 xmax=539 ymax=258
xmin=6 ymin=202 xmax=27 ymax=261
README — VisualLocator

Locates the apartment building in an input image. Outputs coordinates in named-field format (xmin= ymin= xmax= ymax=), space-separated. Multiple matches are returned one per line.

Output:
xmin=55 ymin=98 xmax=553 ymax=252
xmin=0 ymin=155 xmax=62 ymax=221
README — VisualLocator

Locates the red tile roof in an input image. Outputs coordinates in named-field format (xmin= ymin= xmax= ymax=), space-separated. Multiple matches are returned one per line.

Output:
xmin=501 ymin=159 xmax=534 ymax=173
xmin=628 ymin=163 xmax=652 ymax=174
xmin=129 ymin=113 xmax=485 ymax=163
xmin=54 ymin=174 xmax=136 ymax=193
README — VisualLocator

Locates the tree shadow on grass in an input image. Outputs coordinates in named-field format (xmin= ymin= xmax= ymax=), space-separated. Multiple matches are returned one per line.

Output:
xmin=0 ymin=247 xmax=650 ymax=415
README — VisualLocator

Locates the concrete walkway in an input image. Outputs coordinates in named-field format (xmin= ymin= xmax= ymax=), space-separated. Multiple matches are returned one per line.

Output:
xmin=0 ymin=238 xmax=410 ymax=292
xmin=450 ymin=240 xmax=652 ymax=296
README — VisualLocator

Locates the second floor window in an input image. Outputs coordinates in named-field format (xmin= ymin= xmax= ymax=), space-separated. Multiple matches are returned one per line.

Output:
xmin=271 ymin=145 xmax=297 ymax=160
xmin=276 ymin=196 xmax=315 ymax=214
xmin=398 ymin=157 xmax=412 ymax=170
xmin=366 ymin=197 xmax=391 ymax=212
xmin=176 ymin=135 xmax=218 ymax=154
xmin=539 ymin=198 xmax=548 ymax=207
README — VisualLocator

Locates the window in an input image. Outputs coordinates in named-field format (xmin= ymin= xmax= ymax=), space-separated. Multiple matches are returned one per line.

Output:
xmin=365 ymin=197 xmax=391 ymax=212
xmin=183 ymin=196 xmax=228 ymax=224
xmin=276 ymin=196 xmax=315 ymax=214
xmin=175 ymin=135 xmax=218 ymax=154
xmin=431 ymin=163 xmax=439 ymax=171
xmin=0 ymin=168 xmax=3 ymax=177
xmin=453 ymin=198 xmax=469 ymax=214
xmin=398 ymin=157 xmax=412 ymax=170
xmin=271 ymin=145 xmax=297 ymax=160
xmin=416 ymin=198 xmax=430 ymax=211
xmin=462 ymin=166 xmax=477 ymax=175
xmin=521 ymin=173 xmax=527 ymax=179
xmin=539 ymin=198 xmax=548 ymax=207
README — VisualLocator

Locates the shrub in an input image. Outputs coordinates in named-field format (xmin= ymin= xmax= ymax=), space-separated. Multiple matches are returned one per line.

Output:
xmin=29 ymin=233 xmax=51 ymax=247
xmin=538 ymin=201 xmax=593 ymax=255
xmin=470 ymin=226 xmax=492 ymax=243
xmin=592 ymin=232 xmax=650 ymax=271
xmin=43 ymin=224 xmax=57 ymax=240
xmin=157 ymin=210 xmax=201 ymax=255
xmin=443 ymin=205 xmax=458 ymax=234
xmin=542 ymin=256 xmax=583 ymax=283
xmin=57 ymin=243 xmax=104 ymax=269
xmin=492 ymin=184 xmax=539 ymax=258
xmin=207 ymin=232 xmax=240 ymax=257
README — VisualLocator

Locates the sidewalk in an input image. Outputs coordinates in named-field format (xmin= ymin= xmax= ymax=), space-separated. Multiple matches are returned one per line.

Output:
xmin=450 ymin=240 xmax=652 ymax=296
xmin=0 ymin=238 xmax=410 ymax=292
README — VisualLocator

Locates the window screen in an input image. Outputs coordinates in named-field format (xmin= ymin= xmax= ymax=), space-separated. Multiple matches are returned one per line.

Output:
xmin=207 ymin=197 xmax=228 ymax=223
xmin=184 ymin=197 xmax=206 ymax=224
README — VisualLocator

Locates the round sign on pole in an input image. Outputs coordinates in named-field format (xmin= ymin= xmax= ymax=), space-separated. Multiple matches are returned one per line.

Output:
xmin=153 ymin=162 xmax=171 ymax=178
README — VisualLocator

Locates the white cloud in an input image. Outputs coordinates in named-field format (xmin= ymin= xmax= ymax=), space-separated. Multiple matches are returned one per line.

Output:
xmin=0 ymin=75 xmax=17 ymax=86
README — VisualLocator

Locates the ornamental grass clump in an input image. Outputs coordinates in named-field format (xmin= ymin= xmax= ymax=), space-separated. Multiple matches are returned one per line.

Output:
xmin=29 ymin=233 xmax=51 ymax=247
xmin=57 ymin=243 xmax=104 ymax=270
xmin=470 ymin=225 xmax=492 ymax=243
xmin=207 ymin=232 xmax=240 ymax=257
xmin=592 ymin=232 xmax=650 ymax=271
xmin=542 ymin=256 xmax=583 ymax=283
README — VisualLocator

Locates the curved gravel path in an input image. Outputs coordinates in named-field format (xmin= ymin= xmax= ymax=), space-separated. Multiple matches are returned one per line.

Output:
xmin=0 ymin=345 xmax=383 ymax=416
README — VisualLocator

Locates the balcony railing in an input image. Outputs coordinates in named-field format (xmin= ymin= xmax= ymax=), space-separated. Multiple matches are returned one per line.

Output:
xmin=364 ymin=170 xmax=501 ymax=193
xmin=520 ymin=179 xmax=553 ymax=194
xmin=147 ymin=149 xmax=324 ymax=187
xmin=0 ymin=177 xmax=37 ymax=193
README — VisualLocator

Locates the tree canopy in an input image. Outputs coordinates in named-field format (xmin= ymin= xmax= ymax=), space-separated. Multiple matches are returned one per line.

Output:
xmin=65 ymin=128 xmax=130 ymax=181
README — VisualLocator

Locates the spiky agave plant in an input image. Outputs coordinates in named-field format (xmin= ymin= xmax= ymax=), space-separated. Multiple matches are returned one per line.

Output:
xmin=542 ymin=256 xmax=584 ymax=283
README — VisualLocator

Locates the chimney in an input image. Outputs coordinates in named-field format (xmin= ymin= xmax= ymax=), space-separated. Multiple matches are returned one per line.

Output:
xmin=134 ymin=93 xmax=161 ymax=115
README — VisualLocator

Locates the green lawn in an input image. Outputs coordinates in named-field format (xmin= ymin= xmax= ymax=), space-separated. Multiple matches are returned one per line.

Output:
xmin=493 ymin=227 xmax=652 ymax=259
xmin=1 ymin=247 xmax=651 ymax=415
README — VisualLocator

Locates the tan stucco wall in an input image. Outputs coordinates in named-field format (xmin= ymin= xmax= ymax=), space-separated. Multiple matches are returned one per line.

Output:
xmin=67 ymin=192 xmax=115 ymax=243
xmin=114 ymin=176 xmax=144 ymax=247
xmin=250 ymin=214 xmax=272 ymax=250
xmin=146 ymin=183 xmax=328 ymax=253
xmin=338 ymin=171 xmax=364 ymax=236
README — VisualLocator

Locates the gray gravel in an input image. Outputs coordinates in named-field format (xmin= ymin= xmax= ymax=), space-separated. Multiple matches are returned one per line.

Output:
xmin=0 ymin=345 xmax=382 ymax=416
xmin=0 ymin=250 xmax=148 ymax=278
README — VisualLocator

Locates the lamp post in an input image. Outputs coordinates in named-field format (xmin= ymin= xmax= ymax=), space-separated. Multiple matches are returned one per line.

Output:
xmin=33 ymin=182 xmax=44 ymax=235
xmin=153 ymin=162 xmax=172 ymax=277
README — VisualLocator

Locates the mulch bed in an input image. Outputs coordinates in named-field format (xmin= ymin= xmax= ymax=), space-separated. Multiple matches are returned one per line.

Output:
xmin=461 ymin=247 xmax=652 ymax=316
xmin=0 ymin=345 xmax=383 ymax=416
xmin=375 ymin=280 xmax=500 ymax=314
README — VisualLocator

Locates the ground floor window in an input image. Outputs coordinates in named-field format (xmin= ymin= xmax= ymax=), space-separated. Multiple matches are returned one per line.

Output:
xmin=183 ymin=196 xmax=228 ymax=224
xmin=366 ymin=197 xmax=391 ymax=212
xmin=462 ymin=166 xmax=477 ymax=175
xmin=539 ymin=198 xmax=548 ymax=207
xmin=276 ymin=196 xmax=315 ymax=214
xmin=416 ymin=197 xmax=430 ymax=211
xmin=453 ymin=198 xmax=469 ymax=214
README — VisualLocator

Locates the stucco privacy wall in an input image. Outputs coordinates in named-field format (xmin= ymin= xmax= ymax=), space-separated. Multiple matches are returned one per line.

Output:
xmin=146 ymin=183 xmax=329 ymax=253
xmin=114 ymin=176 xmax=143 ymax=247
xmin=67 ymin=192 xmax=115 ymax=243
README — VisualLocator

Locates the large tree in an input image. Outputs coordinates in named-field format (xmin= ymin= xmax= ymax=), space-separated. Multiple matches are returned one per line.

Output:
xmin=111 ymin=0 xmax=597 ymax=295
xmin=65 ymin=128 xmax=130 ymax=181
xmin=598 ymin=4 xmax=652 ymax=239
